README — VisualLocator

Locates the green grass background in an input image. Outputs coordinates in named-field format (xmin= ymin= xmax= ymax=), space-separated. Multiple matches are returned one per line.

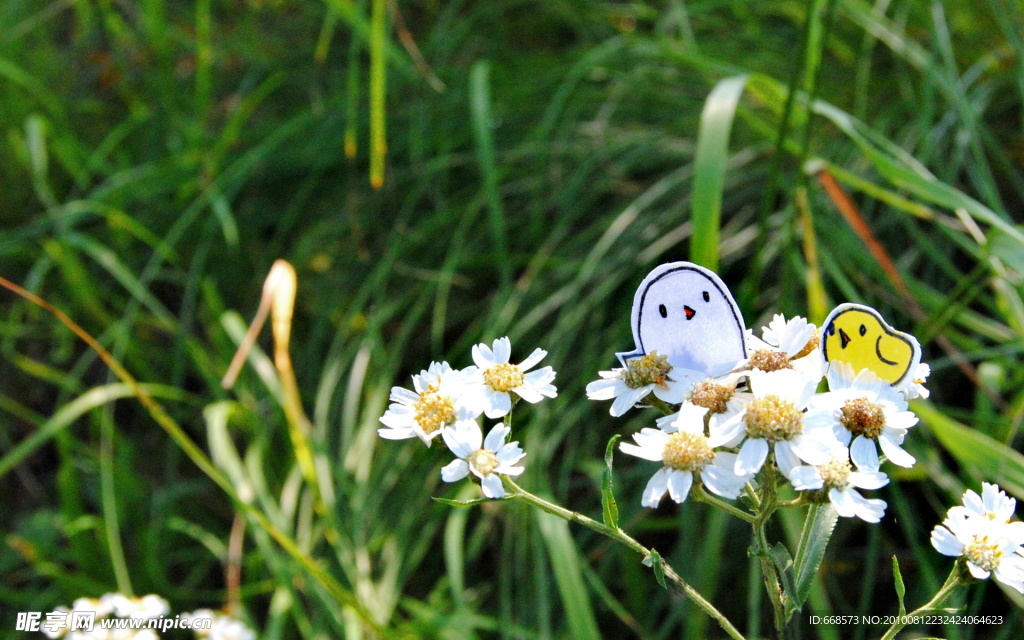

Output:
xmin=2 ymin=0 xmax=1024 ymax=638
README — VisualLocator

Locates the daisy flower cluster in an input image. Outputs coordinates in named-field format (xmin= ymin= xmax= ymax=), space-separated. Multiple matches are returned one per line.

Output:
xmin=590 ymin=314 xmax=929 ymax=522
xmin=40 ymin=594 xmax=255 ymax=640
xmin=378 ymin=337 xmax=557 ymax=498
xmin=42 ymin=593 xmax=170 ymax=640
xmin=931 ymin=483 xmax=1024 ymax=593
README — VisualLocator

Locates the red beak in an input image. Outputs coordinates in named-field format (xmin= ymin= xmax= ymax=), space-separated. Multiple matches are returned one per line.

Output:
xmin=684 ymin=305 xmax=696 ymax=320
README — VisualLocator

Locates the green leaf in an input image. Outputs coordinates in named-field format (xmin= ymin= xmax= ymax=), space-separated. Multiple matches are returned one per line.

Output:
xmin=0 ymin=384 xmax=189 ymax=480
xmin=892 ymin=556 xmax=906 ymax=616
xmin=768 ymin=542 xmax=797 ymax=616
xmin=470 ymin=60 xmax=511 ymax=287
xmin=988 ymin=225 xmax=1024 ymax=277
xmin=642 ymin=549 xmax=668 ymax=589
xmin=916 ymin=401 xmax=1024 ymax=498
xmin=536 ymin=511 xmax=602 ymax=639
xmin=811 ymin=100 xmax=1023 ymax=245
xmin=690 ymin=74 xmax=748 ymax=271
xmin=601 ymin=434 xmax=621 ymax=528
xmin=792 ymin=503 xmax=839 ymax=611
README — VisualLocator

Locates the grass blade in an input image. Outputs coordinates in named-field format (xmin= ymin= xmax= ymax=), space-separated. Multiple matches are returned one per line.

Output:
xmin=691 ymin=75 xmax=748 ymax=270
xmin=535 ymin=509 xmax=601 ymax=640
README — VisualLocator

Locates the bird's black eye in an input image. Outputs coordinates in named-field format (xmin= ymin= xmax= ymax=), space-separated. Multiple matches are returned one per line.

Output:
xmin=702 ymin=290 xmax=710 ymax=303
xmin=859 ymin=324 xmax=867 ymax=336
xmin=659 ymin=304 xmax=668 ymax=318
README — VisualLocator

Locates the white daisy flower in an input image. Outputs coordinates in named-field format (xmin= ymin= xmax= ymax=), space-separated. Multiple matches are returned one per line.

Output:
xmin=710 ymin=369 xmax=839 ymax=477
xmin=898 ymin=362 xmax=931 ymax=400
xmin=71 ymin=596 xmax=115 ymax=618
xmin=441 ymin=422 xmax=525 ymax=499
xmin=378 ymin=361 xmax=481 ymax=446
xmin=789 ymin=455 xmax=889 ymax=523
xmin=743 ymin=314 xmax=826 ymax=382
xmin=946 ymin=483 xmax=1024 ymax=548
xmin=932 ymin=506 xmax=1024 ymax=593
xmin=586 ymin=352 xmax=703 ymax=417
xmin=470 ymin=337 xmax=557 ymax=419
xmin=813 ymin=362 xmax=919 ymax=469
xmin=621 ymin=404 xmax=752 ymax=508
xmin=102 ymin=593 xmax=169 ymax=619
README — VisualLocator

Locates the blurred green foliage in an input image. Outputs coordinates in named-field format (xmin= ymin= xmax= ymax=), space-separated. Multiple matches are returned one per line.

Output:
xmin=2 ymin=0 xmax=1024 ymax=638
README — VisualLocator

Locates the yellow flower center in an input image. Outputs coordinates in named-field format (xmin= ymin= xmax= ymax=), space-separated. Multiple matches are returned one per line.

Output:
xmin=623 ymin=352 xmax=672 ymax=389
xmin=965 ymin=534 xmax=1003 ymax=574
xmin=468 ymin=449 xmax=499 ymax=476
xmin=414 ymin=385 xmax=456 ymax=434
xmin=839 ymin=398 xmax=886 ymax=440
xmin=689 ymin=379 xmax=734 ymax=414
xmin=748 ymin=349 xmax=793 ymax=372
xmin=817 ymin=456 xmax=852 ymax=488
xmin=744 ymin=395 xmax=804 ymax=442
xmin=662 ymin=431 xmax=716 ymax=472
xmin=484 ymin=362 xmax=525 ymax=392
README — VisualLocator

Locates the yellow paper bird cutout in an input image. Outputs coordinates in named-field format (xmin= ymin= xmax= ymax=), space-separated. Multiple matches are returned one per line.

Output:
xmin=822 ymin=303 xmax=921 ymax=387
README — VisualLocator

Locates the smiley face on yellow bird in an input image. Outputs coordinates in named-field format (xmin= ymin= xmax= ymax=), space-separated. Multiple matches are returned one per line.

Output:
xmin=821 ymin=303 xmax=921 ymax=387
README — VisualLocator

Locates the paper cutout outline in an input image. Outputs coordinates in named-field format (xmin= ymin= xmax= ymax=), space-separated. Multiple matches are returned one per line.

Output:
xmin=821 ymin=303 xmax=921 ymax=387
xmin=616 ymin=262 xmax=748 ymax=374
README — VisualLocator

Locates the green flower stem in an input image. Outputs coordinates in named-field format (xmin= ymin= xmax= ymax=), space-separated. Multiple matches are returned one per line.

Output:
xmin=776 ymin=497 xmax=809 ymax=508
xmin=693 ymin=485 xmax=757 ymax=524
xmin=880 ymin=564 xmax=966 ymax=640
xmin=503 ymin=477 xmax=747 ymax=640
xmin=648 ymin=396 xmax=677 ymax=416
xmin=752 ymin=461 xmax=788 ymax=639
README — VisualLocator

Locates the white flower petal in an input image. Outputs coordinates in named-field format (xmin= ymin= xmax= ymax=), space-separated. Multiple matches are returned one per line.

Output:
xmin=789 ymin=466 xmax=824 ymax=491
xmin=610 ymin=386 xmax=649 ymax=417
xmin=484 ymin=424 xmax=510 ymax=451
xmin=709 ymin=412 xmax=746 ymax=448
xmin=586 ymin=377 xmax=623 ymax=400
xmin=482 ymin=390 xmax=512 ymax=419
xmin=519 ymin=348 xmax=547 ymax=371
xmin=702 ymin=459 xmax=748 ymax=499
xmin=849 ymin=470 xmax=889 ymax=490
xmin=390 ymin=387 xmax=421 ymax=405
xmin=666 ymin=469 xmax=694 ymax=504
xmin=642 ymin=467 xmax=672 ymax=508
xmin=481 ymin=474 xmax=505 ymax=499
xmin=774 ymin=441 xmax=803 ymax=477
xmin=852 ymin=496 xmax=887 ymax=523
xmin=829 ymin=486 xmax=858 ymax=518
xmin=443 ymin=421 xmax=482 ymax=457
xmin=994 ymin=555 xmax=1024 ymax=593
xmin=789 ymin=434 xmax=834 ymax=466
xmin=377 ymin=427 xmax=415 ymax=440
xmin=850 ymin=435 xmax=880 ymax=469
xmin=441 ymin=459 xmax=470 ymax=483
xmin=493 ymin=337 xmax=512 ymax=363
xmin=878 ymin=433 xmax=916 ymax=468
xmin=735 ymin=438 xmax=770 ymax=476
xmin=930 ymin=526 xmax=965 ymax=557
xmin=497 ymin=442 xmax=524 ymax=464
xmin=966 ymin=561 xmax=991 ymax=580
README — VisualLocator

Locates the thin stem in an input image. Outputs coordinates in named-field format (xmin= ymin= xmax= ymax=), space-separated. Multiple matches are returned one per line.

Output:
xmin=503 ymin=478 xmax=747 ymax=640
xmin=693 ymin=485 xmax=757 ymax=523
xmin=752 ymin=461 xmax=787 ymax=639
xmin=776 ymin=497 xmax=810 ymax=508
xmin=647 ymin=396 xmax=677 ymax=416
xmin=880 ymin=564 xmax=966 ymax=640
